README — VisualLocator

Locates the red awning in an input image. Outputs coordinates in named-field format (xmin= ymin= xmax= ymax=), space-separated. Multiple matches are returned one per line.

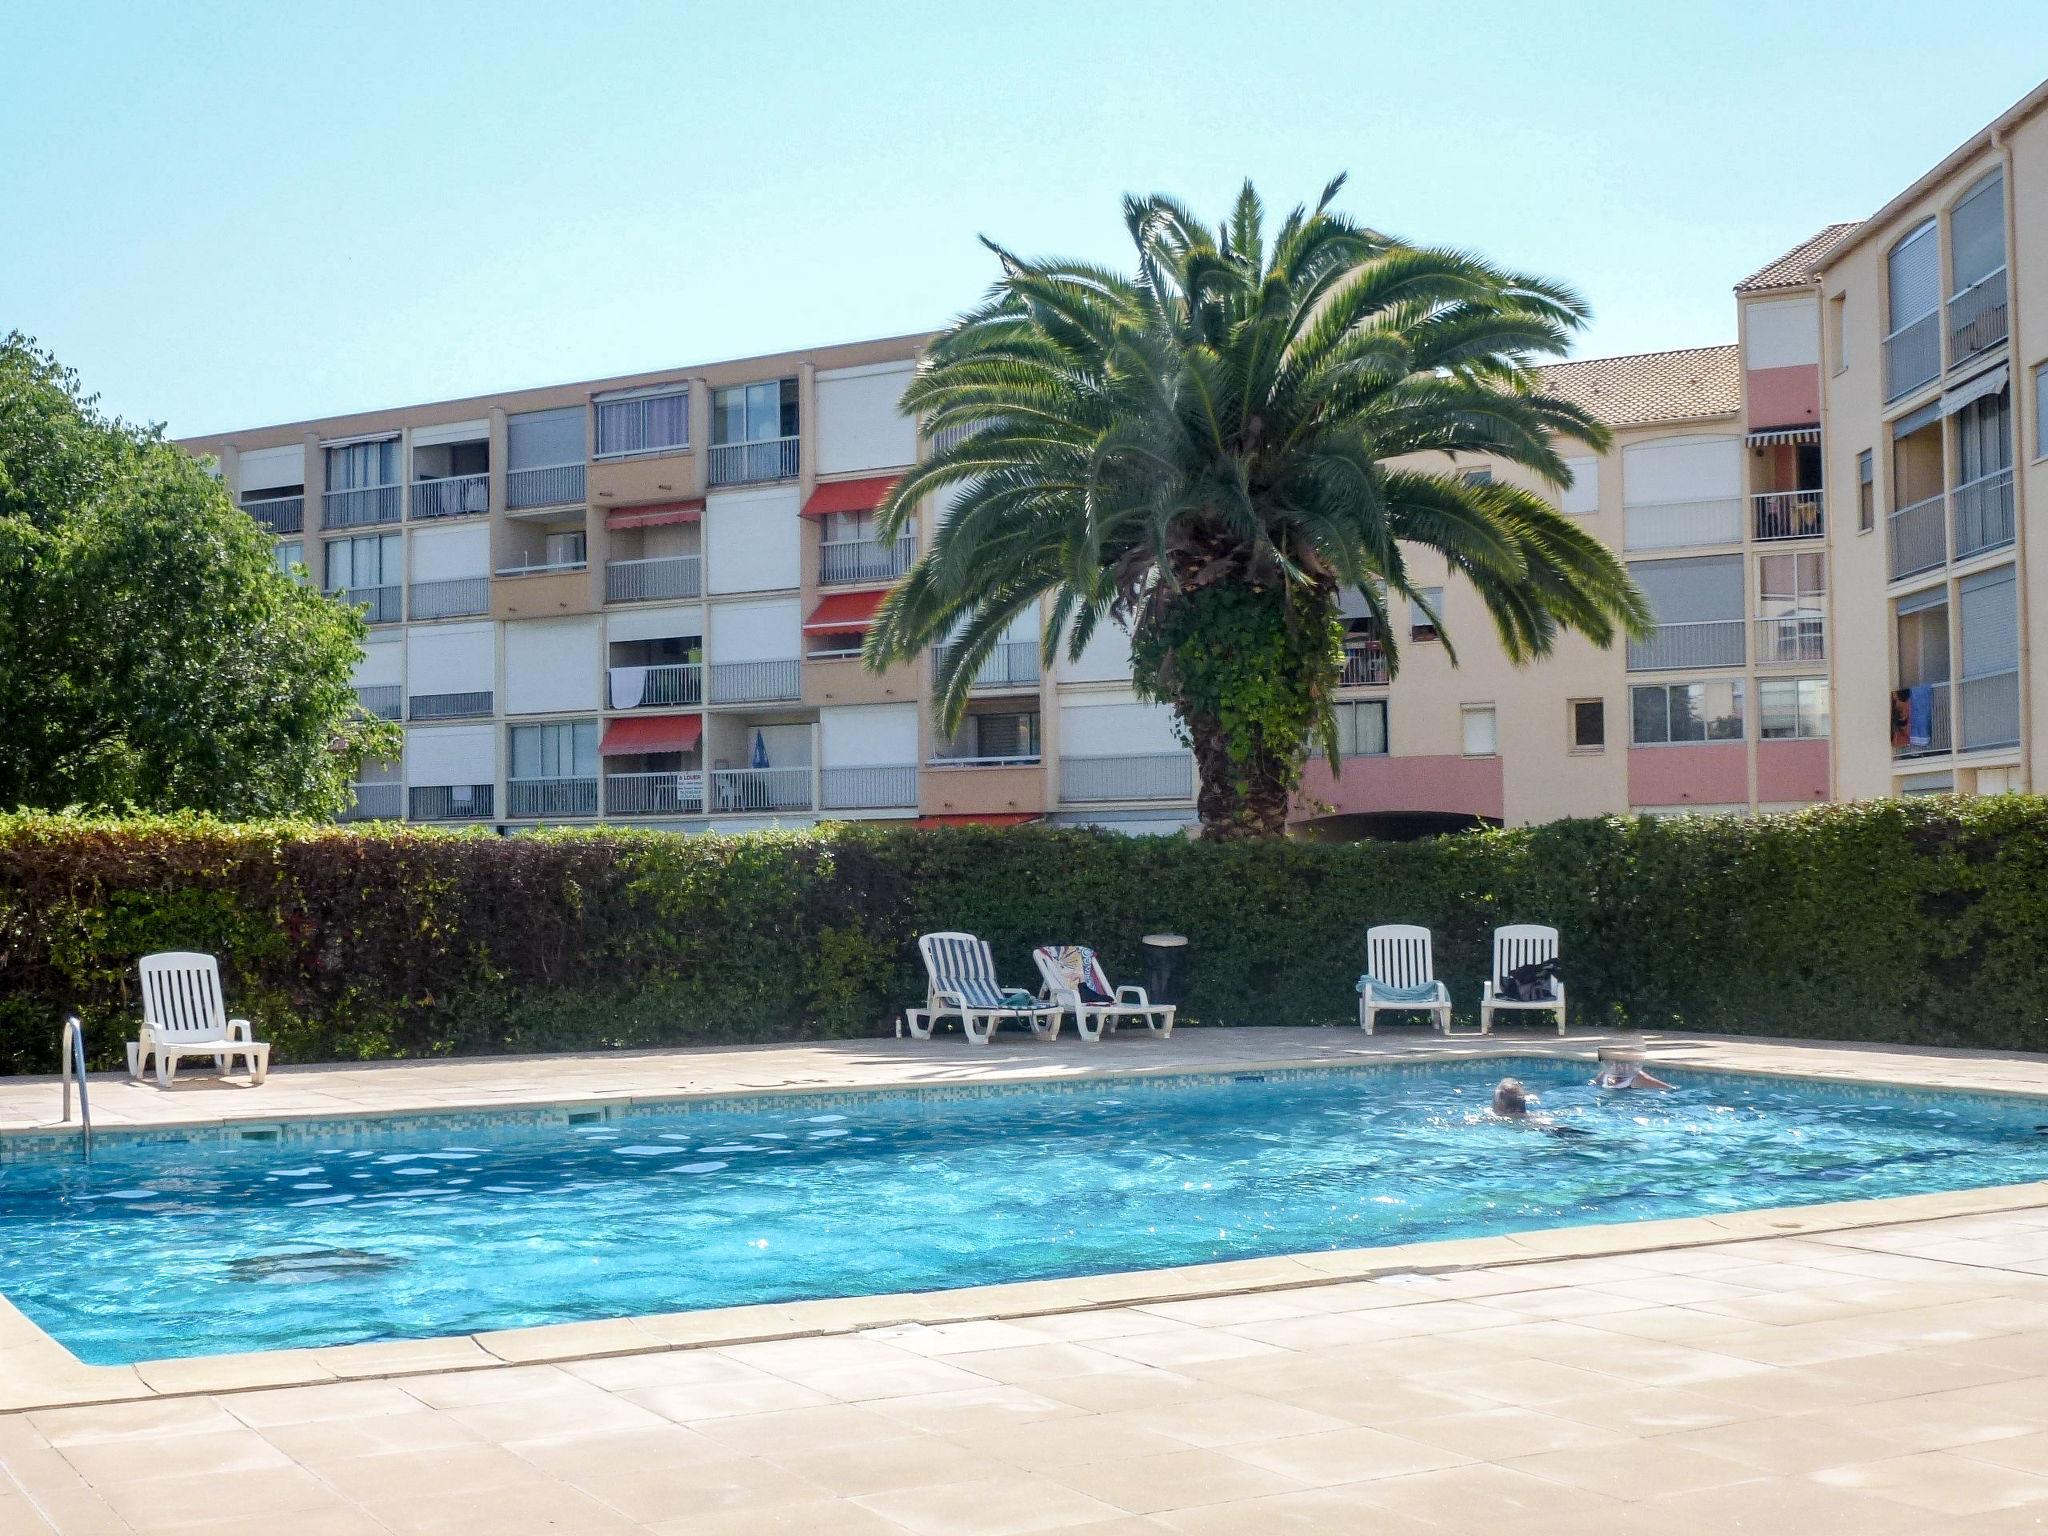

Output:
xmin=606 ymin=499 xmax=703 ymax=531
xmin=915 ymin=813 xmax=1041 ymax=828
xmin=804 ymin=589 xmax=888 ymax=633
xmin=599 ymin=714 xmax=702 ymax=757
xmin=801 ymin=475 xmax=899 ymax=518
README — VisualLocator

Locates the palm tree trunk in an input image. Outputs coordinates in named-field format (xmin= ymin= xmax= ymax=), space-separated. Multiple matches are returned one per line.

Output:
xmin=1184 ymin=709 xmax=1294 ymax=840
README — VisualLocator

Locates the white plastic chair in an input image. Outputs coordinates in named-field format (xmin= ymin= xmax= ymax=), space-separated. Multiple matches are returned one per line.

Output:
xmin=1032 ymin=945 xmax=1174 ymax=1043
xmin=129 ymin=952 xmax=270 ymax=1087
xmin=904 ymin=932 xmax=1063 ymax=1045
xmin=1358 ymin=925 xmax=1455 ymax=1034
xmin=1479 ymin=924 xmax=1567 ymax=1035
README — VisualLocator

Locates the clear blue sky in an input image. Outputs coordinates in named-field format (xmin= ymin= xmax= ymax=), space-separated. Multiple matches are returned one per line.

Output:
xmin=5 ymin=0 xmax=2044 ymax=437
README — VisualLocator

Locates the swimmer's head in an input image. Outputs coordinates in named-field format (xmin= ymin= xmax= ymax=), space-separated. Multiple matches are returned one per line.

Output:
xmin=1493 ymin=1078 xmax=1530 ymax=1116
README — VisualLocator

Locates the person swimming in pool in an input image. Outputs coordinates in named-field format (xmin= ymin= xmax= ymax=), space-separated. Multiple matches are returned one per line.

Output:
xmin=1490 ymin=1078 xmax=1594 ymax=1138
xmin=1593 ymin=1059 xmax=1674 ymax=1092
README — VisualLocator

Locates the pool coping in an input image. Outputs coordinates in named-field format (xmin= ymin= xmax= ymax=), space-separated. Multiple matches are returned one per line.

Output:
xmin=7 ymin=1035 xmax=2048 ymax=1413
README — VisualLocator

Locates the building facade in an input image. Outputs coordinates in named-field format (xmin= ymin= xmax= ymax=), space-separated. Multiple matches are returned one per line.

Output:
xmin=182 ymin=80 xmax=2048 ymax=837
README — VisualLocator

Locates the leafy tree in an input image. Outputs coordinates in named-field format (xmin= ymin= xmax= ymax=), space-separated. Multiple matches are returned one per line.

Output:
xmin=866 ymin=180 xmax=1649 ymax=838
xmin=0 ymin=333 xmax=397 ymax=817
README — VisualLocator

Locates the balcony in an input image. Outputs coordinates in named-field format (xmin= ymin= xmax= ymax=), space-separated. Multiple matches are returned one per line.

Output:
xmin=819 ymin=534 xmax=916 ymax=587
xmin=606 ymin=554 xmax=701 ymax=603
xmin=1754 ymin=614 xmax=1826 ymax=665
xmin=410 ymin=784 xmax=493 ymax=821
xmin=1060 ymin=753 xmax=1196 ymax=804
xmin=408 ymin=690 xmax=493 ymax=722
xmin=1948 ymin=268 xmax=2009 ymax=368
xmin=506 ymin=776 xmax=598 ymax=818
xmin=328 ymin=584 xmax=401 ymax=624
xmin=1885 ymin=311 xmax=1941 ymax=401
xmin=1952 ymin=468 xmax=2015 ymax=561
xmin=323 ymin=484 xmax=402 ymax=529
xmin=353 ymin=684 xmax=402 ymax=721
xmin=708 ymin=659 xmax=801 ymax=704
xmin=1895 ymin=680 xmax=1954 ymax=759
xmin=1339 ymin=640 xmax=1388 ymax=688
xmin=339 ymin=782 xmax=403 ymax=822
xmin=1752 ymin=490 xmax=1824 ymax=542
xmin=707 ymin=436 xmax=799 ymax=487
xmin=1625 ymin=619 xmax=1744 ymax=672
xmin=605 ymin=771 xmax=704 ymax=818
xmin=242 ymin=494 xmax=303 ymax=535
xmin=505 ymin=463 xmax=586 ymax=510
xmin=1888 ymin=493 xmax=1946 ymax=581
xmin=408 ymin=576 xmax=490 ymax=620
xmin=1624 ymin=498 xmax=1743 ymax=551
xmin=411 ymin=474 xmax=489 ymax=520
xmin=1960 ymin=670 xmax=2021 ymax=752
xmin=610 ymin=663 xmax=702 ymax=709
xmin=709 ymin=767 xmax=813 ymax=813
xmin=819 ymin=765 xmax=918 ymax=811
xmin=935 ymin=639 xmax=1040 ymax=692
xmin=495 ymin=558 xmax=587 ymax=578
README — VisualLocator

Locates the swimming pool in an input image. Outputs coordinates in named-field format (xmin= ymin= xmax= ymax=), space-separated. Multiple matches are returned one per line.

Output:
xmin=5 ymin=1059 xmax=2047 ymax=1365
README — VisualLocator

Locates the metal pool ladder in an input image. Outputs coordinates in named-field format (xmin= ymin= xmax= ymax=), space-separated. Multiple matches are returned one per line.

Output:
xmin=60 ymin=1014 xmax=93 ymax=1160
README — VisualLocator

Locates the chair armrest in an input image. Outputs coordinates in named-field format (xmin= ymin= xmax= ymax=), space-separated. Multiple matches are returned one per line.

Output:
xmin=1114 ymin=985 xmax=1150 ymax=1006
xmin=1481 ymin=980 xmax=1498 ymax=1001
xmin=227 ymin=1018 xmax=255 ymax=1041
xmin=933 ymin=988 xmax=971 ymax=1011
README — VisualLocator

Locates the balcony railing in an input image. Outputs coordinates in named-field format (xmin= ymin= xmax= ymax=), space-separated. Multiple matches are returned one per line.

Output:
xmin=1060 ymin=752 xmax=1196 ymax=804
xmin=1952 ymin=467 xmax=2015 ymax=561
xmin=819 ymin=534 xmax=917 ymax=586
xmin=323 ymin=483 xmax=402 ymax=528
xmin=328 ymin=584 xmax=401 ymax=624
xmin=1754 ymin=613 xmax=1826 ymax=665
xmin=1626 ymin=618 xmax=1745 ymax=672
xmin=1885 ymin=311 xmax=1941 ymax=401
xmin=707 ymin=435 xmax=799 ymax=486
xmin=1961 ymin=670 xmax=2021 ymax=753
xmin=408 ymin=576 xmax=490 ymax=619
xmin=930 ymin=750 xmax=1041 ymax=768
xmin=1340 ymin=641 xmax=1388 ymax=688
xmin=495 ymin=558 xmax=587 ymax=578
xmin=610 ymin=662 xmax=702 ymax=709
xmin=1752 ymin=489 xmax=1824 ymax=542
xmin=1948 ymin=267 xmax=2008 ymax=368
xmin=410 ymin=784 xmax=494 ymax=821
xmin=935 ymin=639 xmax=1040 ymax=691
xmin=505 ymin=462 xmax=585 ymax=510
xmin=709 ymin=766 xmax=813 ymax=813
xmin=930 ymin=420 xmax=990 ymax=454
xmin=1888 ymin=492 xmax=1946 ymax=580
xmin=707 ymin=658 xmax=801 ymax=704
xmin=353 ymin=684 xmax=402 ymax=720
xmin=605 ymin=771 xmax=705 ymax=817
xmin=408 ymin=690 xmax=493 ymax=721
xmin=606 ymin=554 xmax=701 ymax=603
xmin=1894 ymin=680 xmax=1952 ymax=759
xmin=242 ymin=494 xmax=303 ymax=535
xmin=339 ymin=782 xmax=403 ymax=822
xmin=1624 ymin=498 xmax=1743 ymax=551
xmin=411 ymin=473 xmax=489 ymax=520
xmin=506 ymin=776 xmax=599 ymax=818
xmin=820 ymin=765 xmax=918 ymax=811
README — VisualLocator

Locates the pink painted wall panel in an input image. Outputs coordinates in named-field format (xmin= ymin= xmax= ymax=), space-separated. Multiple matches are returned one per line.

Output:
xmin=1756 ymin=738 xmax=1830 ymax=804
xmin=1296 ymin=753 xmax=1505 ymax=822
xmin=1627 ymin=743 xmax=1747 ymax=808
xmin=1746 ymin=364 xmax=1820 ymax=428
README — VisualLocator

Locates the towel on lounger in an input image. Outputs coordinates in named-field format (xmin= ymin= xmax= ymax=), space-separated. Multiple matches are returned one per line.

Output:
xmin=1356 ymin=976 xmax=1442 ymax=1004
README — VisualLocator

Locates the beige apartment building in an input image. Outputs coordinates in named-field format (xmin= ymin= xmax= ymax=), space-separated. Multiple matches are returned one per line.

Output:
xmin=182 ymin=79 xmax=2048 ymax=838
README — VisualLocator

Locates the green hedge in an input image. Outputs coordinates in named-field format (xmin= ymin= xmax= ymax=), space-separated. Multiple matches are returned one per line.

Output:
xmin=2 ymin=797 xmax=2045 ymax=1075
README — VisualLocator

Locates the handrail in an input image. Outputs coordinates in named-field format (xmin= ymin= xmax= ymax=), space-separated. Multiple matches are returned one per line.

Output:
xmin=61 ymin=1014 xmax=91 ymax=1160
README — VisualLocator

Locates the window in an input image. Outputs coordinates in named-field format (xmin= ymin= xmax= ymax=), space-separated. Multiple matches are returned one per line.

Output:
xmin=1857 ymin=450 xmax=1875 ymax=532
xmin=325 ymin=438 xmax=397 ymax=490
xmin=1626 ymin=555 xmax=1744 ymax=669
xmin=594 ymin=388 xmax=689 ymax=458
xmin=1569 ymin=698 xmax=1605 ymax=751
xmin=2036 ymin=361 xmax=2048 ymax=459
xmin=1949 ymin=172 xmax=2006 ymax=297
xmin=1757 ymin=551 xmax=1826 ymax=663
xmin=951 ymin=711 xmax=1038 ymax=761
xmin=1460 ymin=466 xmax=1493 ymax=487
xmin=1958 ymin=564 xmax=2020 ymax=750
xmin=1630 ymin=680 xmax=1744 ymax=745
xmin=273 ymin=540 xmax=305 ymax=582
xmin=825 ymin=509 xmax=879 ymax=543
xmin=543 ymin=530 xmax=587 ymax=567
xmin=1333 ymin=699 xmax=1387 ymax=758
xmin=509 ymin=721 xmax=597 ymax=782
xmin=1461 ymin=705 xmax=1496 ymax=757
xmin=1885 ymin=221 xmax=1940 ymax=399
xmin=712 ymin=379 xmax=799 ymax=444
xmin=506 ymin=407 xmax=585 ymax=470
xmin=1410 ymin=587 xmax=1443 ymax=642
xmin=324 ymin=532 xmax=399 ymax=592
xmin=1559 ymin=456 xmax=1599 ymax=515
xmin=1828 ymin=293 xmax=1847 ymax=374
xmin=1760 ymin=677 xmax=1830 ymax=740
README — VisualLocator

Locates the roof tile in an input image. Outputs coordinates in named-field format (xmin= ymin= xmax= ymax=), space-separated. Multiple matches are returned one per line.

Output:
xmin=1735 ymin=222 xmax=1863 ymax=292
xmin=1538 ymin=345 xmax=1741 ymax=429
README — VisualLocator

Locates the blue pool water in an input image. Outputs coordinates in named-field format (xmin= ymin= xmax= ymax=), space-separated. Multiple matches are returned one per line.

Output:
xmin=5 ymin=1060 xmax=2048 ymax=1365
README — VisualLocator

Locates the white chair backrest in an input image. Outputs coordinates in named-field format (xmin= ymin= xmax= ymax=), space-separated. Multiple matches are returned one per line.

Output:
xmin=1033 ymin=945 xmax=1110 ymax=998
xmin=920 ymin=932 xmax=1006 ymax=1009
xmin=138 ymin=952 xmax=230 ymax=1043
xmin=1366 ymin=925 xmax=1435 ymax=987
xmin=1493 ymin=924 xmax=1559 ymax=980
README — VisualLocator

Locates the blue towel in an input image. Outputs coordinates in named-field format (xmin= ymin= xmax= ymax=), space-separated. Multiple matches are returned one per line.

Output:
xmin=1908 ymin=684 xmax=1933 ymax=749
xmin=1357 ymin=975 xmax=1442 ymax=1004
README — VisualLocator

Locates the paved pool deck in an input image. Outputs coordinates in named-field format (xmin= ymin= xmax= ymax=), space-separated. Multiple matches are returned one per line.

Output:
xmin=5 ymin=1028 xmax=2048 ymax=1532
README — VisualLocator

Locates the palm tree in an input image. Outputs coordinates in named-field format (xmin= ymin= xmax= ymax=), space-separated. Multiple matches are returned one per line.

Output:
xmin=865 ymin=177 xmax=1650 ymax=839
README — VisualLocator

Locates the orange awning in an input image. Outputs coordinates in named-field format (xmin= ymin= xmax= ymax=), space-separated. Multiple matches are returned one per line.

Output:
xmin=599 ymin=714 xmax=702 ymax=757
xmin=915 ymin=813 xmax=1041 ymax=828
xmin=804 ymin=589 xmax=888 ymax=633
xmin=606 ymin=499 xmax=703 ymax=531
xmin=801 ymin=475 xmax=899 ymax=518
